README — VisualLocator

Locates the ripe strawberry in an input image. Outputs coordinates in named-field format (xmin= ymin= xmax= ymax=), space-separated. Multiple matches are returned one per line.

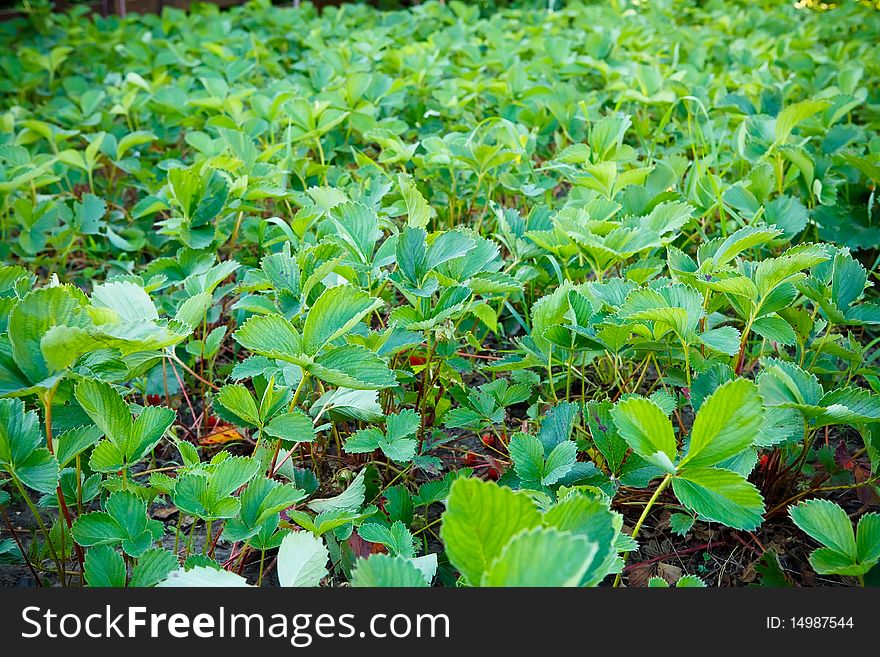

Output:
xmin=480 ymin=433 xmax=494 ymax=447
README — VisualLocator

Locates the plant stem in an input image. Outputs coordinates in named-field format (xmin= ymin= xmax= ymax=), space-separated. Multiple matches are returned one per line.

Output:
xmin=186 ymin=517 xmax=198 ymax=557
xmin=11 ymin=474 xmax=65 ymax=585
xmin=257 ymin=549 xmax=266 ymax=586
xmin=288 ymin=371 xmax=311 ymax=412
xmin=41 ymin=387 xmax=86 ymax=581
xmin=1 ymin=505 xmax=44 ymax=586
xmin=170 ymin=353 xmax=220 ymax=391
xmin=613 ymin=474 xmax=673 ymax=587
xmin=174 ymin=515 xmax=183 ymax=555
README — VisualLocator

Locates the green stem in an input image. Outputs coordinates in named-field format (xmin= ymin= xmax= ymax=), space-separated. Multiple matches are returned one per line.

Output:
xmin=680 ymin=338 xmax=692 ymax=387
xmin=288 ymin=371 xmax=311 ymax=412
xmin=257 ymin=549 xmax=266 ymax=586
xmin=1 ymin=504 xmax=44 ymax=586
xmin=174 ymin=515 xmax=183 ymax=556
xmin=75 ymin=454 xmax=83 ymax=515
xmin=186 ymin=517 xmax=198 ymax=557
xmin=41 ymin=386 xmax=85 ymax=581
xmin=613 ymin=474 xmax=673 ymax=588
xmin=11 ymin=474 xmax=65 ymax=585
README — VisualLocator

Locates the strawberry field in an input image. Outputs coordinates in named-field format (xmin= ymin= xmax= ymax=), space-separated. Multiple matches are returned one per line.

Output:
xmin=1 ymin=0 xmax=880 ymax=588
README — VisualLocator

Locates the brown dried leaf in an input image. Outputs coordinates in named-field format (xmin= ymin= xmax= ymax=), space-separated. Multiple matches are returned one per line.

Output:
xmin=657 ymin=562 xmax=683 ymax=585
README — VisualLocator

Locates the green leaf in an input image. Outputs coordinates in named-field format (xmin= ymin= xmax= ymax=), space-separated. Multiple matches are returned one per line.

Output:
xmin=175 ymin=293 xmax=213 ymax=330
xmin=344 ymin=409 xmax=421 ymax=463
xmin=129 ymin=548 xmax=178 ymax=588
xmin=310 ymin=388 xmax=383 ymax=422
xmin=856 ymin=514 xmax=880 ymax=567
xmin=681 ymin=379 xmax=764 ymax=468
xmin=697 ymin=326 xmax=740 ymax=355
xmin=395 ymin=226 xmax=428 ymax=285
xmin=377 ymin=435 xmax=417 ymax=463
xmin=753 ymin=550 xmax=793 ymax=587
xmin=775 ymin=99 xmax=830 ymax=144
xmin=508 ymin=433 xmax=545 ymax=484
xmin=542 ymin=493 xmax=620 ymax=586
xmin=386 ymin=408 xmax=420 ymax=442
xmin=265 ymin=409 xmax=315 ymax=445
xmin=789 ymin=499 xmax=857 ymax=559
xmin=541 ymin=440 xmax=577 ymax=486
xmin=610 ymin=397 xmax=677 ymax=473
xmin=536 ymin=401 xmax=579 ymax=452
xmin=233 ymin=313 xmax=302 ymax=360
xmin=510 ymin=433 xmax=577 ymax=487
xmin=129 ymin=405 xmax=175 ymax=459
xmin=669 ymin=513 xmax=695 ymax=536
xmin=287 ymin=507 xmax=375 ymax=537
xmin=74 ymin=379 xmax=131 ymax=447
xmin=173 ymin=457 xmax=259 ymax=520
xmin=754 ymin=245 xmax=828 ymax=299
xmin=91 ymin=281 xmax=158 ymax=323
xmin=84 ymin=545 xmax=126 ymax=587
xmin=676 ymin=574 xmax=707 ymax=587
xmin=55 ymin=425 xmax=102 ymax=469
xmin=482 ymin=527 xmax=598 ymax=587
xmin=440 ymin=478 xmax=541 ymax=585
xmin=398 ymin=173 xmax=431 ymax=229
xmin=215 ymin=384 xmax=260 ymax=427
xmin=72 ymin=490 xmax=164 ymax=557
xmin=76 ymin=379 xmax=174 ymax=471
xmin=808 ymin=547 xmax=866 ymax=576
xmin=329 ymin=202 xmax=380 ymax=263
xmin=672 ymin=467 xmax=765 ymax=530
xmin=8 ymin=285 xmax=91 ymax=385
xmin=351 ymin=553 xmax=428 ymax=587
xmin=0 ymin=398 xmax=58 ymax=493
xmin=308 ymin=469 xmax=366 ymax=513
xmin=88 ymin=440 xmax=126 ymax=473
xmin=223 ymin=477 xmax=306 ymax=541
xmin=116 ymin=130 xmax=157 ymax=161
xmin=358 ymin=521 xmax=416 ymax=558
xmin=309 ymin=344 xmax=396 ymax=390
xmin=758 ymin=358 xmax=823 ymax=407
xmin=276 ymin=531 xmax=329 ymax=587
xmin=585 ymin=400 xmax=628 ymax=473
xmin=158 ymin=565 xmax=251 ymax=587
xmin=302 ymin=285 xmax=382 ymax=355
xmin=751 ymin=316 xmax=797 ymax=345
xmin=425 ymin=230 xmax=476 ymax=272
xmin=811 ymin=388 xmax=880 ymax=428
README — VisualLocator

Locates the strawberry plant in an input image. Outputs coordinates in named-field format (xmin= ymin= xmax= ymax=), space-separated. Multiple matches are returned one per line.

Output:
xmin=0 ymin=0 xmax=879 ymax=589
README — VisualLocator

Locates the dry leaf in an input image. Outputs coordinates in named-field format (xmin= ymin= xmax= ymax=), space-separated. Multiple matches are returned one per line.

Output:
xmin=199 ymin=424 xmax=244 ymax=446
